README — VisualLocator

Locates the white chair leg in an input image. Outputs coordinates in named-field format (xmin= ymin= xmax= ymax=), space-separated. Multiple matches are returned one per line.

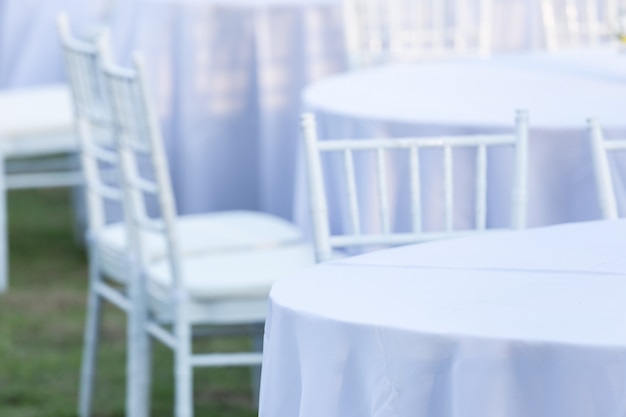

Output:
xmin=250 ymin=331 xmax=264 ymax=408
xmin=78 ymin=262 xmax=104 ymax=417
xmin=145 ymin=335 xmax=153 ymax=415
xmin=0 ymin=155 xmax=8 ymax=293
xmin=70 ymin=184 xmax=87 ymax=247
xmin=175 ymin=322 xmax=193 ymax=417
xmin=126 ymin=281 xmax=150 ymax=417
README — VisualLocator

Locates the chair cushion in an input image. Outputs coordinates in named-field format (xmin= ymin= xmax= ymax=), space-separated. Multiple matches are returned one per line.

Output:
xmin=147 ymin=242 xmax=314 ymax=301
xmin=95 ymin=210 xmax=308 ymax=283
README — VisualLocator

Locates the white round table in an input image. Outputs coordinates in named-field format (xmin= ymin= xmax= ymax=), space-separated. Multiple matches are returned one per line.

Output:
xmin=110 ymin=0 xmax=346 ymax=218
xmin=295 ymin=48 xmax=626 ymax=235
xmin=260 ymin=219 xmax=626 ymax=417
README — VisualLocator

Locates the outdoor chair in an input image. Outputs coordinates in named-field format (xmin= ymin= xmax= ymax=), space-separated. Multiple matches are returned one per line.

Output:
xmin=342 ymin=0 xmax=493 ymax=68
xmin=98 ymin=48 xmax=314 ymax=417
xmin=58 ymin=13 xmax=314 ymax=417
xmin=540 ymin=0 xmax=620 ymax=51
xmin=300 ymin=110 xmax=529 ymax=263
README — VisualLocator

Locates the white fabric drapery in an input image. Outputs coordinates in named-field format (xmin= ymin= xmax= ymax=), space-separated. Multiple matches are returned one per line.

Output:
xmin=260 ymin=219 xmax=626 ymax=417
xmin=110 ymin=0 xmax=346 ymax=218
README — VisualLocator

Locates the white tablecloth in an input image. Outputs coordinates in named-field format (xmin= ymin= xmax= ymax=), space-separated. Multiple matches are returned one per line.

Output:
xmin=0 ymin=0 xmax=581 ymax=90
xmin=106 ymin=0 xmax=583 ymax=220
xmin=296 ymin=48 xmax=626 ymax=236
xmin=110 ymin=0 xmax=346 ymax=218
xmin=260 ymin=219 xmax=626 ymax=417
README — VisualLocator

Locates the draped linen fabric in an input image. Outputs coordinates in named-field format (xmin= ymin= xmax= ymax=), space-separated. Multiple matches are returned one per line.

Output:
xmin=0 ymin=0 xmax=112 ymax=87
xmin=260 ymin=219 xmax=626 ymax=417
xmin=110 ymin=0 xmax=347 ymax=218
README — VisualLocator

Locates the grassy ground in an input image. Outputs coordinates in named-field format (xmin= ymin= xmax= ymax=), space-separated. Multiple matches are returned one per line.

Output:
xmin=0 ymin=189 xmax=257 ymax=417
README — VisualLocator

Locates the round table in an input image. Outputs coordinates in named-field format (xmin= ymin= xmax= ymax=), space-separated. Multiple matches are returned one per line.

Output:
xmin=260 ymin=219 xmax=626 ymax=417
xmin=295 ymin=48 xmax=626 ymax=235
xmin=110 ymin=0 xmax=346 ymax=218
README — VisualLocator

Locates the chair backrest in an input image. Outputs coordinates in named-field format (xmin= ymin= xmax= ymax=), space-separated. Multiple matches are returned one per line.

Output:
xmin=342 ymin=0 xmax=493 ymax=68
xmin=57 ymin=13 xmax=122 ymax=237
xmin=540 ymin=0 xmax=621 ymax=51
xmin=588 ymin=118 xmax=626 ymax=220
xmin=301 ymin=110 xmax=529 ymax=263
xmin=100 ymin=53 xmax=184 ymax=297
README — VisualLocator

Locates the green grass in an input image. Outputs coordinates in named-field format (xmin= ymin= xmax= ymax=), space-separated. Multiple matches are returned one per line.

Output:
xmin=0 ymin=189 xmax=257 ymax=417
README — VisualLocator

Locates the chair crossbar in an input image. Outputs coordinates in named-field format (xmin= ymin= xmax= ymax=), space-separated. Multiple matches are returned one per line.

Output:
xmin=93 ymin=183 xmax=122 ymax=201
xmin=603 ymin=140 xmax=626 ymax=150
xmin=317 ymin=134 xmax=515 ymax=151
xmin=83 ymin=111 xmax=111 ymax=127
xmin=60 ymin=31 xmax=98 ymax=55
xmin=190 ymin=352 xmax=263 ymax=367
xmin=134 ymin=217 xmax=166 ymax=234
xmin=128 ymin=139 xmax=152 ymax=154
xmin=128 ymin=176 xmax=159 ymax=195
xmin=147 ymin=322 xmax=176 ymax=348
xmin=329 ymin=229 xmax=508 ymax=248
xmin=5 ymin=157 xmax=77 ymax=176
xmin=85 ymin=142 xmax=118 ymax=163
xmin=6 ymin=171 xmax=83 ymax=189
xmin=95 ymin=282 xmax=130 ymax=312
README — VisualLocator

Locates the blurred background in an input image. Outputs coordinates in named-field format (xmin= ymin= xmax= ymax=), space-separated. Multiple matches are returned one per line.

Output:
xmin=1 ymin=0 xmax=624 ymax=416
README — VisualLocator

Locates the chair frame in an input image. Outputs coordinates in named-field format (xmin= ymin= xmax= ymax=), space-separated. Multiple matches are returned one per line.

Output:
xmin=102 ymin=53 xmax=267 ymax=417
xmin=57 ymin=13 xmax=152 ymax=417
xmin=342 ymin=0 xmax=494 ymax=68
xmin=301 ymin=110 xmax=529 ymax=263
xmin=588 ymin=117 xmax=626 ymax=220
xmin=540 ymin=0 xmax=621 ymax=51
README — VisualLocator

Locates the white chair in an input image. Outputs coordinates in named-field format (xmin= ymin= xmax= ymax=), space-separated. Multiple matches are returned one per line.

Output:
xmin=588 ymin=117 xmax=626 ymax=219
xmin=57 ymin=15 xmax=135 ymax=417
xmin=540 ymin=0 xmax=623 ymax=51
xmin=98 ymin=49 xmax=314 ymax=417
xmin=0 ymin=83 xmax=81 ymax=293
xmin=58 ymin=14 xmax=315 ymax=417
xmin=300 ymin=110 xmax=529 ymax=263
xmin=342 ymin=0 xmax=493 ymax=68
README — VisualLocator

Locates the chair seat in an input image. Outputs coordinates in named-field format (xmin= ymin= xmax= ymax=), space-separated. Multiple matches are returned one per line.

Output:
xmin=148 ymin=243 xmax=313 ymax=300
xmin=148 ymin=241 xmax=314 ymax=324
xmin=0 ymin=84 xmax=76 ymax=156
xmin=95 ymin=210 xmax=310 ymax=283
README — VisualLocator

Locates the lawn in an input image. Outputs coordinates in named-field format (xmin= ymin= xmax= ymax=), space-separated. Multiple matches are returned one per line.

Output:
xmin=0 ymin=189 xmax=258 ymax=417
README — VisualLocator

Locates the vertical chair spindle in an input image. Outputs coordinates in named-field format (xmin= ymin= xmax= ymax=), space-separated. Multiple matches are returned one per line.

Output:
xmin=443 ymin=144 xmax=453 ymax=232
xmin=475 ymin=144 xmax=487 ymax=230
xmin=409 ymin=145 xmax=422 ymax=234
xmin=344 ymin=149 xmax=361 ymax=235
xmin=376 ymin=147 xmax=390 ymax=233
